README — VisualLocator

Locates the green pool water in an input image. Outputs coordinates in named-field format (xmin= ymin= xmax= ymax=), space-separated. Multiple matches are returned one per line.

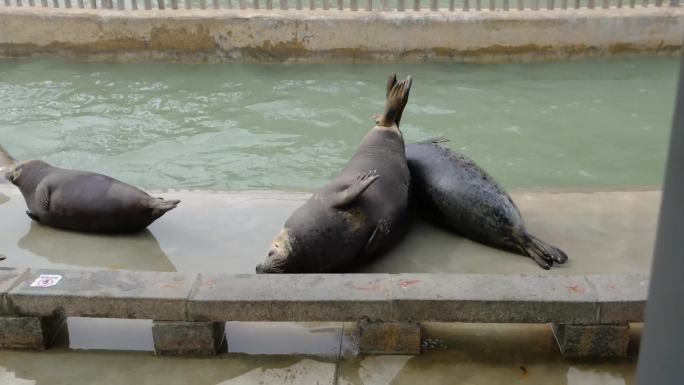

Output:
xmin=0 ymin=56 xmax=676 ymax=191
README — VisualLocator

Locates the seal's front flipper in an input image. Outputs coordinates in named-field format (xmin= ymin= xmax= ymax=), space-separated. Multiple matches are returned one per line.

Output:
xmin=364 ymin=218 xmax=390 ymax=256
xmin=26 ymin=211 xmax=39 ymax=222
xmin=35 ymin=183 xmax=50 ymax=211
xmin=330 ymin=170 xmax=380 ymax=208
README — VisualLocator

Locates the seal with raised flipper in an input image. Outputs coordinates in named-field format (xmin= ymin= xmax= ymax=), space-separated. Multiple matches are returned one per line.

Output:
xmin=405 ymin=138 xmax=568 ymax=269
xmin=256 ymin=74 xmax=413 ymax=273
xmin=2 ymin=146 xmax=179 ymax=234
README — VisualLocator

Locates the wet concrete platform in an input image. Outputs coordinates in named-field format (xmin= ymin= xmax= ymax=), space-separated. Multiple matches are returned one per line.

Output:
xmin=0 ymin=185 xmax=653 ymax=384
xmin=0 ymin=185 xmax=659 ymax=275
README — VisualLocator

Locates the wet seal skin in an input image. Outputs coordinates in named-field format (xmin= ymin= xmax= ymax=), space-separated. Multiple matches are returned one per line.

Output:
xmin=257 ymin=74 xmax=413 ymax=273
xmin=405 ymin=138 xmax=568 ymax=270
xmin=2 ymin=145 xmax=180 ymax=234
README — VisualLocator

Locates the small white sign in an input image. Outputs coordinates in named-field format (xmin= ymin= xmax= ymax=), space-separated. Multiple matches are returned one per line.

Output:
xmin=30 ymin=274 xmax=62 ymax=288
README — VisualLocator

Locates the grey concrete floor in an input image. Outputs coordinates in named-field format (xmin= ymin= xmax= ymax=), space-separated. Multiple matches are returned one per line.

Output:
xmin=0 ymin=184 xmax=654 ymax=384
xmin=0 ymin=185 xmax=658 ymax=275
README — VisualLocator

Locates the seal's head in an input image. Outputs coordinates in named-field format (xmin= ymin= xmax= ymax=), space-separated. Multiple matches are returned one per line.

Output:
xmin=256 ymin=228 xmax=304 ymax=274
xmin=4 ymin=160 xmax=49 ymax=186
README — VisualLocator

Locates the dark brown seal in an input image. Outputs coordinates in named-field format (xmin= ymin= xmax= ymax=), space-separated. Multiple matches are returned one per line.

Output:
xmin=256 ymin=74 xmax=413 ymax=273
xmin=3 ymin=148 xmax=179 ymax=234
xmin=405 ymin=138 xmax=567 ymax=269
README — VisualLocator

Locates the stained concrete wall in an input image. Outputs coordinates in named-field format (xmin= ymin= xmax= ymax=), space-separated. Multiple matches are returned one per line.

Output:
xmin=0 ymin=7 xmax=682 ymax=62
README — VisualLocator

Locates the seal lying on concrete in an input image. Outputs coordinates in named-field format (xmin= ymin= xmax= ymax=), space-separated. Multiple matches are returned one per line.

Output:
xmin=256 ymin=75 xmax=413 ymax=273
xmin=405 ymin=138 xmax=568 ymax=270
xmin=2 ymin=146 xmax=179 ymax=233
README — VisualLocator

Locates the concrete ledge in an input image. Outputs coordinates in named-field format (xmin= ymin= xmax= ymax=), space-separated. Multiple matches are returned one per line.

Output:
xmin=0 ymin=8 xmax=682 ymax=62
xmin=0 ymin=268 xmax=28 ymax=315
xmin=1 ymin=268 xmax=649 ymax=324
xmin=8 ymin=269 xmax=197 ymax=320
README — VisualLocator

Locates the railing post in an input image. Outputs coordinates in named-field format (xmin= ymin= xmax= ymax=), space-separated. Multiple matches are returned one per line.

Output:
xmin=381 ymin=0 xmax=387 ymax=9
xmin=517 ymin=0 xmax=523 ymax=10
xmin=184 ymin=0 xmax=189 ymax=8
xmin=588 ymin=0 xmax=594 ymax=8
xmin=476 ymin=0 xmax=481 ymax=9
xmin=489 ymin=0 xmax=494 ymax=9
xmin=366 ymin=0 xmax=372 ymax=10
xmin=630 ymin=0 xmax=635 ymax=8
xmin=414 ymin=0 xmax=420 ymax=10
xmin=547 ymin=0 xmax=554 ymax=9
xmin=336 ymin=0 xmax=341 ymax=9
xmin=397 ymin=0 xmax=404 ymax=10
xmin=616 ymin=0 xmax=621 ymax=7
xmin=503 ymin=0 xmax=508 ymax=9
xmin=267 ymin=0 xmax=272 ymax=9
xmin=430 ymin=0 xmax=438 ymax=10
xmin=296 ymin=0 xmax=302 ymax=9
xmin=463 ymin=0 xmax=469 ymax=10
xmin=53 ymin=0 xmax=59 ymax=7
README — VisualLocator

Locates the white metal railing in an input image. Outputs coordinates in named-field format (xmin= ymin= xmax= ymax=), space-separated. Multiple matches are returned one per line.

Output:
xmin=1 ymin=0 xmax=680 ymax=11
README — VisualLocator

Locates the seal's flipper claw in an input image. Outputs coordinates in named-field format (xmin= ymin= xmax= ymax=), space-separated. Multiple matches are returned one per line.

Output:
xmin=364 ymin=218 xmax=391 ymax=256
xmin=330 ymin=170 xmax=380 ymax=208
xmin=26 ymin=211 xmax=39 ymax=222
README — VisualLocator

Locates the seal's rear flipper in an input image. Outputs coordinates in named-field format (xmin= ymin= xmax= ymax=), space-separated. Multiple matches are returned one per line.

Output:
xmin=0 ymin=145 xmax=17 ymax=173
xmin=521 ymin=233 xmax=568 ymax=270
xmin=379 ymin=76 xmax=412 ymax=128
xmin=149 ymin=198 xmax=180 ymax=214
xmin=330 ymin=170 xmax=380 ymax=208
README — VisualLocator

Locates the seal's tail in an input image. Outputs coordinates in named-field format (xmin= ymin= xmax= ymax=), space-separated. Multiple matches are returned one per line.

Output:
xmin=0 ymin=145 xmax=17 ymax=172
xmin=520 ymin=233 xmax=568 ymax=270
xmin=149 ymin=198 xmax=180 ymax=214
xmin=379 ymin=74 xmax=412 ymax=128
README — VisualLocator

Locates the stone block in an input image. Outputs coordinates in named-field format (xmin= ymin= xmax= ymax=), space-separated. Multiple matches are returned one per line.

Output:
xmin=357 ymin=320 xmax=421 ymax=355
xmin=188 ymin=274 xmax=393 ymax=322
xmin=587 ymin=274 xmax=648 ymax=323
xmin=188 ymin=274 xmax=274 ymax=322
xmin=552 ymin=323 xmax=630 ymax=357
xmin=153 ymin=321 xmax=225 ymax=356
xmin=266 ymin=274 xmax=393 ymax=322
xmin=389 ymin=274 xmax=599 ymax=323
xmin=0 ymin=312 xmax=66 ymax=350
xmin=0 ymin=268 xmax=29 ymax=315
xmin=9 ymin=269 xmax=197 ymax=320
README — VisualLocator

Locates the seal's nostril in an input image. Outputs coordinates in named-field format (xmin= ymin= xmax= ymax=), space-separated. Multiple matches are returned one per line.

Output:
xmin=268 ymin=250 xmax=275 ymax=257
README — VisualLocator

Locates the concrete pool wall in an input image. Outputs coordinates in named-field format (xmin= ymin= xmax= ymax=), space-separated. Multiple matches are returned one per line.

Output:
xmin=0 ymin=7 xmax=682 ymax=62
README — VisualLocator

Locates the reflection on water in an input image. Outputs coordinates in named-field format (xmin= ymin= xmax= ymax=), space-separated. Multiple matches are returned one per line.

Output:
xmin=226 ymin=322 xmax=342 ymax=357
xmin=67 ymin=318 xmax=154 ymax=352
xmin=18 ymin=221 xmax=176 ymax=272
